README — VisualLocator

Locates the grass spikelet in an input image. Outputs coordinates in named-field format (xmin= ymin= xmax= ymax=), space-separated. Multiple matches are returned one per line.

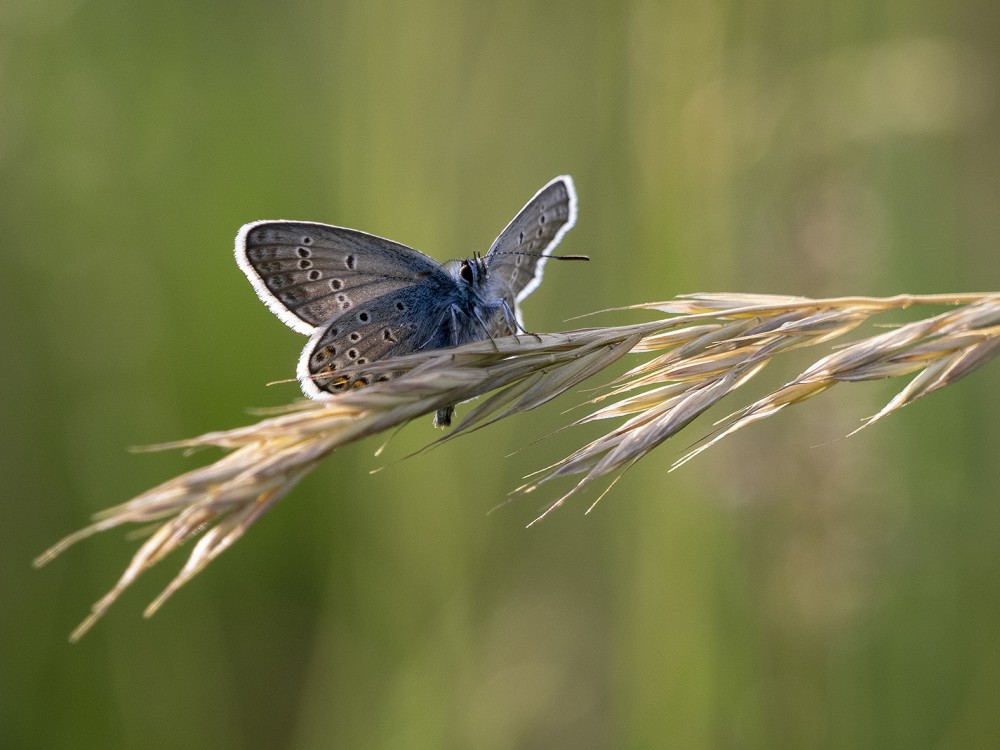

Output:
xmin=36 ymin=291 xmax=1000 ymax=639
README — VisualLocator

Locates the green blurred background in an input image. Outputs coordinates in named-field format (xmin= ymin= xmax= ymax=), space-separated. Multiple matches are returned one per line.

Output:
xmin=4 ymin=0 xmax=1000 ymax=747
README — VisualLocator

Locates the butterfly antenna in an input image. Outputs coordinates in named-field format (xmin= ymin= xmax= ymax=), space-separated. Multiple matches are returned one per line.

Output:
xmin=491 ymin=250 xmax=590 ymax=262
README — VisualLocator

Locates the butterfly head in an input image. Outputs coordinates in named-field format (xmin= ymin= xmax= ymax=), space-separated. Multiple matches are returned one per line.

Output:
xmin=457 ymin=251 xmax=489 ymax=287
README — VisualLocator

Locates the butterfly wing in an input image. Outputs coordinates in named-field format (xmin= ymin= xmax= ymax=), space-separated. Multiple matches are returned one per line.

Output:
xmin=296 ymin=283 xmax=458 ymax=398
xmin=484 ymin=175 xmax=577 ymax=321
xmin=236 ymin=220 xmax=448 ymax=335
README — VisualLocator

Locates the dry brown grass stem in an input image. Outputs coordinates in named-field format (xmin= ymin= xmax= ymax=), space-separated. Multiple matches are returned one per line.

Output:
xmin=36 ymin=291 xmax=1000 ymax=640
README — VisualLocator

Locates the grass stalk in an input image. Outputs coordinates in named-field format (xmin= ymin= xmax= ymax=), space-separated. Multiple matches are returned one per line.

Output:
xmin=36 ymin=291 xmax=1000 ymax=640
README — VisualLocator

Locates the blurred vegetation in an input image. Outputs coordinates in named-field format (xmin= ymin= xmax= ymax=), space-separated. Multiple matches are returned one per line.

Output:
xmin=3 ymin=0 xmax=1000 ymax=748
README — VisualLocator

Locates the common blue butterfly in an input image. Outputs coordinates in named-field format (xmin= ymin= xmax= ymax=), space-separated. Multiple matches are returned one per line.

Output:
xmin=236 ymin=176 xmax=579 ymax=426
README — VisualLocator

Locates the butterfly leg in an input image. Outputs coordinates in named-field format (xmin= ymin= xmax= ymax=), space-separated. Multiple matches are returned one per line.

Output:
xmin=470 ymin=308 xmax=501 ymax=353
xmin=501 ymin=299 xmax=542 ymax=343
xmin=418 ymin=306 xmax=458 ymax=350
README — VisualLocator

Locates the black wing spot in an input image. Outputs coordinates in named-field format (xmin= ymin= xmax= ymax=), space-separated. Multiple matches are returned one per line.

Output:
xmin=330 ymin=278 xmax=344 ymax=290
xmin=336 ymin=294 xmax=348 ymax=303
xmin=518 ymin=231 xmax=524 ymax=243
xmin=356 ymin=358 xmax=367 ymax=365
xmin=297 ymin=247 xmax=311 ymax=258
xmin=539 ymin=214 xmax=546 ymax=224
xmin=349 ymin=332 xmax=361 ymax=342
xmin=301 ymin=236 xmax=313 ymax=245
xmin=298 ymin=258 xmax=313 ymax=270
xmin=396 ymin=302 xmax=406 ymax=311
xmin=347 ymin=349 xmax=358 ymax=359
xmin=515 ymin=256 xmax=523 ymax=266
xmin=267 ymin=273 xmax=292 ymax=289
xmin=382 ymin=328 xmax=396 ymax=342
xmin=316 ymin=345 xmax=336 ymax=360
xmin=537 ymin=227 xmax=544 ymax=237
xmin=308 ymin=270 xmax=322 ymax=281
xmin=346 ymin=254 xmax=357 ymax=270
xmin=358 ymin=311 xmax=370 ymax=323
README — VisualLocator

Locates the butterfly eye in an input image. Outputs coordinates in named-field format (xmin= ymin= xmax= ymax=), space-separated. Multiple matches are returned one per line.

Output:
xmin=460 ymin=261 xmax=474 ymax=283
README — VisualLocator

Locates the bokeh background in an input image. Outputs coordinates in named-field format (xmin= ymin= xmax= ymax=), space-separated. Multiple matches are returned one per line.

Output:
xmin=4 ymin=1 xmax=1000 ymax=747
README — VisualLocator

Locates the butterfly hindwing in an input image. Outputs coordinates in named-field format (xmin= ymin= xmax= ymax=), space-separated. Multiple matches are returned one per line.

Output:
xmin=485 ymin=175 xmax=577 ymax=310
xmin=236 ymin=221 xmax=447 ymax=334
xmin=297 ymin=282 xmax=457 ymax=398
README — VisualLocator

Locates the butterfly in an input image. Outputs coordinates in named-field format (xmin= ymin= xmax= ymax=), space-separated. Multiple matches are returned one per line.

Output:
xmin=235 ymin=175 xmax=580 ymax=426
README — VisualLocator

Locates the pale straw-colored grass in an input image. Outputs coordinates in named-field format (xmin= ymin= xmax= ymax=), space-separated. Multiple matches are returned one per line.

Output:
xmin=36 ymin=291 xmax=1000 ymax=640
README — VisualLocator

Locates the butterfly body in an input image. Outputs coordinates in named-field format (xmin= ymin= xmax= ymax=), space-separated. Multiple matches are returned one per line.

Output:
xmin=236 ymin=176 xmax=578 ymax=425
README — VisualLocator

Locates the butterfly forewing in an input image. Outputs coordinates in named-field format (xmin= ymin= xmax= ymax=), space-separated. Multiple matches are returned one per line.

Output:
xmin=237 ymin=221 xmax=447 ymax=334
xmin=486 ymin=175 xmax=577 ymax=306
